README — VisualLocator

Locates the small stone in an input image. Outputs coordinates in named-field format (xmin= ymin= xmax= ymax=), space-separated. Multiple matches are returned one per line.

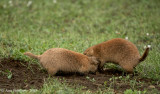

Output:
xmin=147 ymin=45 xmax=151 ymax=48
xmin=27 ymin=1 xmax=32 ymax=7
xmin=53 ymin=0 xmax=57 ymax=3
xmin=148 ymin=85 xmax=155 ymax=89
xmin=125 ymin=37 xmax=128 ymax=40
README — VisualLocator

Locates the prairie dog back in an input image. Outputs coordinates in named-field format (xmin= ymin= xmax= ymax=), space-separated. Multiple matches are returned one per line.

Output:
xmin=39 ymin=48 xmax=83 ymax=72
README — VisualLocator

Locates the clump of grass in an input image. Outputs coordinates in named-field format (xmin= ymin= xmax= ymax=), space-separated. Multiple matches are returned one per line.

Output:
xmin=124 ymin=89 xmax=147 ymax=94
xmin=17 ymin=78 xmax=85 ymax=94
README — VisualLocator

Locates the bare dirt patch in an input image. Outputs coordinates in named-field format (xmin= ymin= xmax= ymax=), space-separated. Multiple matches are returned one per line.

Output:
xmin=0 ymin=58 xmax=48 ymax=90
xmin=0 ymin=58 xmax=160 ymax=93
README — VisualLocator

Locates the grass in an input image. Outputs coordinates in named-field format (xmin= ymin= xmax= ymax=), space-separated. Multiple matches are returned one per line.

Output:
xmin=0 ymin=0 xmax=160 ymax=93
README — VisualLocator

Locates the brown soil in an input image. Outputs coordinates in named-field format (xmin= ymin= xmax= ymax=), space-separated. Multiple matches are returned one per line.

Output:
xmin=0 ymin=58 xmax=48 ymax=90
xmin=0 ymin=58 xmax=160 ymax=93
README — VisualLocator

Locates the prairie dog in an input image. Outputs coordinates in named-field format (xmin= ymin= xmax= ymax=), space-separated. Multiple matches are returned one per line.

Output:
xmin=24 ymin=48 xmax=100 ymax=75
xmin=83 ymin=38 xmax=149 ymax=73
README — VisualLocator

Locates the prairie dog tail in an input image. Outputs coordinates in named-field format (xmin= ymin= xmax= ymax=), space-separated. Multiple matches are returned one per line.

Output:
xmin=139 ymin=47 xmax=149 ymax=62
xmin=24 ymin=52 xmax=40 ymax=60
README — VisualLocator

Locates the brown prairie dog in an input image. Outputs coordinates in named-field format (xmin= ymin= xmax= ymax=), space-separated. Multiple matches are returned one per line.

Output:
xmin=24 ymin=48 xmax=100 ymax=75
xmin=84 ymin=38 xmax=149 ymax=73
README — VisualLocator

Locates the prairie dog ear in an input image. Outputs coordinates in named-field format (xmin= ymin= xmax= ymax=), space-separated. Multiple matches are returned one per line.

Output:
xmin=83 ymin=50 xmax=87 ymax=55
xmin=90 ymin=48 xmax=94 ymax=54
xmin=89 ymin=57 xmax=100 ymax=65
xmin=84 ymin=48 xmax=94 ymax=55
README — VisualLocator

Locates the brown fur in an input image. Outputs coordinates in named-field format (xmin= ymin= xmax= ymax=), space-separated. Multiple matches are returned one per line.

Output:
xmin=83 ymin=38 xmax=149 ymax=73
xmin=24 ymin=48 xmax=100 ymax=75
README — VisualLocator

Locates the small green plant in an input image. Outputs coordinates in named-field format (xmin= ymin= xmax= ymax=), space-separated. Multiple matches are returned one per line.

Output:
xmin=108 ymin=76 xmax=118 ymax=89
xmin=5 ymin=70 xmax=12 ymax=79
xmin=0 ymin=70 xmax=13 ymax=79
xmin=86 ymin=76 xmax=96 ymax=82
xmin=104 ymin=81 xmax=108 ymax=87
xmin=0 ymin=71 xmax=5 ymax=76
xmin=129 ymin=80 xmax=137 ymax=90
xmin=124 ymin=89 xmax=147 ymax=94
xmin=118 ymin=75 xmax=131 ymax=83
xmin=24 ymin=79 xmax=27 ymax=83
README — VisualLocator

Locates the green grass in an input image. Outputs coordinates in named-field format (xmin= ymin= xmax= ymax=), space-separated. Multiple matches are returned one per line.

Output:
xmin=0 ymin=0 xmax=160 ymax=93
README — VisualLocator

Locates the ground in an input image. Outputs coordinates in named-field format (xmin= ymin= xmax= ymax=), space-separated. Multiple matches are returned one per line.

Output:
xmin=0 ymin=58 xmax=159 ymax=93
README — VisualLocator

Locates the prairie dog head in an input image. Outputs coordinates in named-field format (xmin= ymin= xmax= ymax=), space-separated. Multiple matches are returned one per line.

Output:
xmin=88 ymin=56 xmax=100 ymax=73
xmin=83 ymin=48 xmax=94 ymax=57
